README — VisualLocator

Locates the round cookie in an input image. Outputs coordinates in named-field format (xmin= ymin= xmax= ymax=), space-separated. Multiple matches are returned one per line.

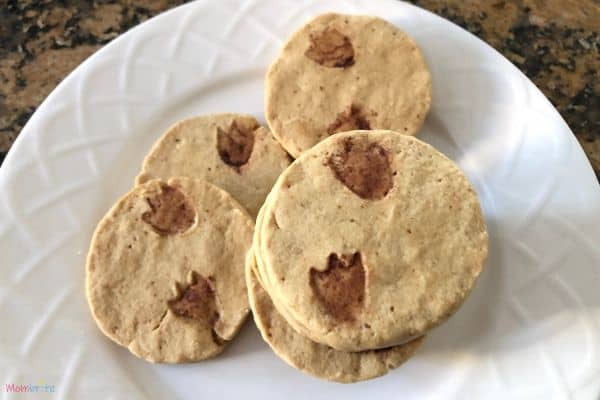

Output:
xmin=258 ymin=130 xmax=488 ymax=352
xmin=137 ymin=114 xmax=291 ymax=218
xmin=265 ymin=13 xmax=431 ymax=157
xmin=246 ymin=254 xmax=424 ymax=383
xmin=86 ymin=177 xmax=254 ymax=363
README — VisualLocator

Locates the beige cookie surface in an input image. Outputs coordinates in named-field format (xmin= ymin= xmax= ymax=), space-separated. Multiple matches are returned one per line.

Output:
xmin=265 ymin=13 xmax=431 ymax=157
xmin=86 ymin=178 xmax=254 ymax=363
xmin=253 ymin=189 xmax=322 ymax=344
xmin=137 ymin=114 xmax=291 ymax=218
xmin=258 ymin=130 xmax=488 ymax=351
xmin=246 ymin=255 xmax=424 ymax=383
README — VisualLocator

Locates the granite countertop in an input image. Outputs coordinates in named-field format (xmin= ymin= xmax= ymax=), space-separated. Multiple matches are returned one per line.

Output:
xmin=0 ymin=0 xmax=598 ymax=179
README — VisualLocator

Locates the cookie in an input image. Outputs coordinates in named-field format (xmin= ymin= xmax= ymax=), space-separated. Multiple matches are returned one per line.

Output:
xmin=256 ymin=130 xmax=488 ymax=351
xmin=265 ymin=13 xmax=431 ymax=157
xmin=246 ymin=254 xmax=424 ymax=383
xmin=86 ymin=177 xmax=254 ymax=363
xmin=137 ymin=114 xmax=291 ymax=218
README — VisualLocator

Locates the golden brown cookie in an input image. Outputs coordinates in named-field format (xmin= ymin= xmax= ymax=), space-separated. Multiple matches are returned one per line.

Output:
xmin=265 ymin=13 xmax=431 ymax=157
xmin=137 ymin=114 xmax=291 ymax=218
xmin=86 ymin=178 xmax=254 ymax=363
xmin=256 ymin=130 xmax=488 ymax=351
xmin=247 ymin=253 xmax=424 ymax=383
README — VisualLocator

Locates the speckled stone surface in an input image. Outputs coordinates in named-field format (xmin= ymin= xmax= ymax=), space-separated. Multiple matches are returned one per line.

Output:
xmin=0 ymin=0 xmax=598 ymax=180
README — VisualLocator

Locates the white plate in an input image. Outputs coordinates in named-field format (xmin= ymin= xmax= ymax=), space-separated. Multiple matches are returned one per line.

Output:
xmin=1 ymin=0 xmax=599 ymax=399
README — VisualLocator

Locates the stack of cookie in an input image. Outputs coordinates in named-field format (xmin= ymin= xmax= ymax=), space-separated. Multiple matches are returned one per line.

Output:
xmin=85 ymin=13 xmax=488 ymax=383
xmin=250 ymin=130 xmax=488 ymax=382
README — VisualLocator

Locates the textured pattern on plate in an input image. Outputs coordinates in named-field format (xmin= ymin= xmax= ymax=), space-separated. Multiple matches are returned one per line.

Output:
xmin=0 ymin=0 xmax=599 ymax=399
